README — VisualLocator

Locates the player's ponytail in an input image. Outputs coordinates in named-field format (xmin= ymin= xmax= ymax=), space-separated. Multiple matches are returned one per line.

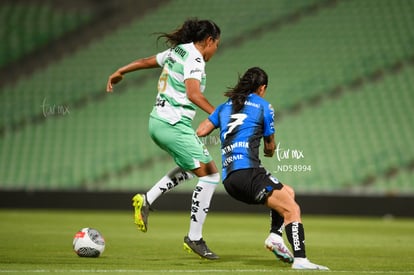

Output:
xmin=225 ymin=67 xmax=268 ymax=113
xmin=157 ymin=18 xmax=221 ymax=47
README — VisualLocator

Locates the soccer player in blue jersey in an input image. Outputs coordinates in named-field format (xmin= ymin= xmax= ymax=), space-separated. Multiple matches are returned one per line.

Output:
xmin=197 ymin=67 xmax=329 ymax=270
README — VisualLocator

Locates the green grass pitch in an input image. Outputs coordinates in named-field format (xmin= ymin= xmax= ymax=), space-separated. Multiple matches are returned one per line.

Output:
xmin=0 ymin=209 xmax=413 ymax=274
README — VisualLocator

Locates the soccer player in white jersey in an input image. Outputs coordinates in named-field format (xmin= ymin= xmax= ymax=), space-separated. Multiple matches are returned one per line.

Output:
xmin=107 ymin=19 xmax=221 ymax=260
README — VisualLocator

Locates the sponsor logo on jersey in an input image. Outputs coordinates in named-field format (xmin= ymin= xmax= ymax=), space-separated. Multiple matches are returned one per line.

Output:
xmin=221 ymin=141 xmax=249 ymax=154
xmin=173 ymin=46 xmax=188 ymax=59
xmin=223 ymin=154 xmax=244 ymax=167
xmin=190 ymin=68 xmax=202 ymax=75
xmin=244 ymin=100 xmax=260 ymax=108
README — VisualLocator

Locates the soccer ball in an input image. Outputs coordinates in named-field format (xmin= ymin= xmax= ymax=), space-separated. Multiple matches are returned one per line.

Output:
xmin=73 ymin=228 xmax=105 ymax=257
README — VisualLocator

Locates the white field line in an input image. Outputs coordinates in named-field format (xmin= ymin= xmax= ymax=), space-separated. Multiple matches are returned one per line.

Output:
xmin=1 ymin=270 xmax=414 ymax=274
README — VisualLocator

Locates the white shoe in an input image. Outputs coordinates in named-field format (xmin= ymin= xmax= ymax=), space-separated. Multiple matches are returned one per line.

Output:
xmin=264 ymin=233 xmax=294 ymax=263
xmin=292 ymin=258 xmax=329 ymax=270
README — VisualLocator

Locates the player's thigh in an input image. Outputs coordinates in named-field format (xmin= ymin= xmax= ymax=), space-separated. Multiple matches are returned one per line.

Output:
xmin=149 ymin=118 xmax=212 ymax=170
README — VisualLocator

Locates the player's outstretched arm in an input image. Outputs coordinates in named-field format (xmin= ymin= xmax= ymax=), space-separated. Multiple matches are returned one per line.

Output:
xmin=106 ymin=56 xmax=159 ymax=92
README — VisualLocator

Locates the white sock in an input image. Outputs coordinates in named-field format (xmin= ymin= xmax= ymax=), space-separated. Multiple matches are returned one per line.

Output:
xmin=188 ymin=173 xmax=220 ymax=241
xmin=146 ymin=167 xmax=194 ymax=205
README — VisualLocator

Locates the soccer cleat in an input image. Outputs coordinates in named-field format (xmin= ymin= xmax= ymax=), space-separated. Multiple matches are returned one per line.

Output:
xmin=265 ymin=233 xmax=294 ymax=263
xmin=132 ymin=194 xmax=150 ymax=232
xmin=292 ymin=258 xmax=329 ymax=270
xmin=183 ymin=236 xmax=219 ymax=260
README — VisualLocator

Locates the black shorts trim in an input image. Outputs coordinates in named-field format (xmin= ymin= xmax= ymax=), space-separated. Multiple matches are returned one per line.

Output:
xmin=223 ymin=167 xmax=283 ymax=205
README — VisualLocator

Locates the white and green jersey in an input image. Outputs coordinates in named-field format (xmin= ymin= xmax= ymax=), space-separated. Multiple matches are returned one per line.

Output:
xmin=150 ymin=42 xmax=206 ymax=125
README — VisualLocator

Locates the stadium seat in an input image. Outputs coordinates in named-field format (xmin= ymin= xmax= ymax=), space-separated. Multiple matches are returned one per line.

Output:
xmin=0 ymin=0 xmax=413 ymax=195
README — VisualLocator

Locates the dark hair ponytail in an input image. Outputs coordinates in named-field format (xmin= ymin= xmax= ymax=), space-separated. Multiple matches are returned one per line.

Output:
xmin=157 ymin=18 xmax=221 ymax=47
xmin=225 ymin=67 xmax=268 ymax=112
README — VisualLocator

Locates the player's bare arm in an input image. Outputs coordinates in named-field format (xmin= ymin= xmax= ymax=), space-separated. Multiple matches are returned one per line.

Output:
xmin=263 ymin=134 xmax=275 ymax=157
xmin=185 ymin=79 xmax=215 ymax=114
xmin=106 ymin=55 xmax=159 ymax=92
xmin=196 ymin=118 xmax=215 ymax=137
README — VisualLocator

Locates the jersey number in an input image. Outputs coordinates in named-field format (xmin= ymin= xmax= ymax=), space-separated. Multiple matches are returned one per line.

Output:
xmin=158 ymin=69 xmax=168 ymax=93
xmin=223 ymin=113 xmax=247 ymax=139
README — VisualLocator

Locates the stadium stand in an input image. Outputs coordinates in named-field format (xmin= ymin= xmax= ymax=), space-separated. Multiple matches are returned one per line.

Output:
xmin=0 ymin=2 xmax=92 ymax=66
xmin=0 ymin=0 xmax=413 ymax=197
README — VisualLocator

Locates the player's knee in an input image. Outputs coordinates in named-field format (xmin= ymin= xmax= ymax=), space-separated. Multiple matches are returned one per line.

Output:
xmin=283 ymin=184 xmax=295 ymax=198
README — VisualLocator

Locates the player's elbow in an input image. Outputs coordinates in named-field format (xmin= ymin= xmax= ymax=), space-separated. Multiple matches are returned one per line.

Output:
xmin=187 ymin=88 xmax=201 ymax=105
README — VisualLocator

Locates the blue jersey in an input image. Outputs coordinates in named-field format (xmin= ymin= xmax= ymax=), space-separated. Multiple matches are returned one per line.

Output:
xmin=208 ymin=93 xmax=275 ymax=180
